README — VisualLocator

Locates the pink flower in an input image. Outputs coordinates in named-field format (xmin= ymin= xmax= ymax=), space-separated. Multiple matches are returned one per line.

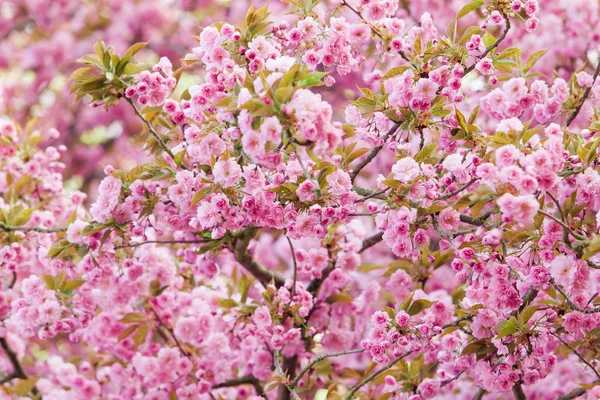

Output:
xmin=497 ymin=193 xmax=539 ymax=225
xmin=418 ymin=378 xmax=440 ymax=399
xmin=296 ymin=180 xmax=316 ymax=202
xmin=212 ymin=159 xmax=242 ymax=188
xmin=253 ymin=306 xmax=272 ymax=328
xmin=392 ymin=158 xmax=420 ymax=183
xmin=475 ymin=58 xmax=493 ymax=75
xmin=438 ymin=207 xmax=460 ymax=232
xmin=326 ymin=170 xmax=351 ymax=196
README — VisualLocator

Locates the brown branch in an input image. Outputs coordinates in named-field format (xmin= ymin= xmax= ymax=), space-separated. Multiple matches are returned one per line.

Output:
xmin=232 ymin=227 xmax=285 ymax=288
xmin=437 ymin=178 xmax=479 ymax=201
xmin=274 ymin=352 xmax=300 ymax=400
xmin=566 ymin=58 xmax=600 ymax=126
xmin=115 ymin=239 xmax=208 ymax=249
xmin=473 ymin=388 xmax=486 ymax=400
xmin=343 ymin=351 xmax=412 ymax=400
xmin=212 ymin=375 xmax=265 ymax=397
xmin=459 ymin=210 xmax=492 ymax=226
xmin=126 ymin=98 xmax=177 ymax=162
xmin=350 ymin=123 xmax=400 ymax=183
xmin=285 ymin=235 xmax=298 ymax=296
xmin=151 ymin=308 xmax=191 ymax=357
xmin=553 ymin=283 xmax=600 ymax=314
xmin=0 ymin=224 xmax=66 ymax=233
xmin=291 ymin=349 xmax=365 ymax=388
xmin=512 ymin=383 xmax=526 ymax=400
xmin=555 ymin=386 xmax=587 ymax=400
xmin=0 ymin=338 xmax=39 ymax=395
xmin=359 ymin=232 xmax=384 ymax=253
xmin=352 ymin=186 xmax=387 ymax=200
xmin=552 ymin=333 xmax=600 ymax=380
xmin=464 ymin=12 xmax=511 ymax=76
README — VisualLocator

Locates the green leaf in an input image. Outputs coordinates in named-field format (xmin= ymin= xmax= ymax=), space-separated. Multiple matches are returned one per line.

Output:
xmin=523 ymin=50 xmax=548 ymax=73
xmin=121 ymin=313 xmax=146 ymax=323
xmin=414 ymin=142 xmax=437 ymax=163
xmin=496 ymin=316 xmax=519 ymax=339
xmin=133 ymin=325 xmax=149 ymax=347
xmin=125 ymin=42 xmax=148 ymax=58
xmin=455 ymin=0 xmax=484 ymax=20
xmin=520 ymin=305 xmax=539 ymax=324
xmin=13 ymin=208 xmax=34 ymax=226
xmin=496 ymin=47 xmax=521 ymax=60
xmin=407 ymin=299 xmax=435 ymax=316
xmin=482 ymin=31 xmax=496 ymax=48
xmin=14 ymin=377 xmax=39 ymax=396
xmin=118 ymin=324 xmax=138 ymax=341
xmin=63 ymin=279 xmax=86 ymax=292
xmin=381 ymin=66 xmax=410 ymax=80
xmin=41 ymin=275 xmax=56 ymax=290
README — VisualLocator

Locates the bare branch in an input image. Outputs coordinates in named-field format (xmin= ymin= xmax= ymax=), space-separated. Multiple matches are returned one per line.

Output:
xmin=126 ymin=97 xmax=177 ymax=163
xmin=359 ymin=232 xmax=384 ymax=253
xmin=350 ymin=123 xmax=400 ymax=183
xmin=566 ymin=58 xmax=600 ymax=126
xmin=115 ymin=239 xmax=208 ymax=249
xmin=343 ymin=351 xmax=412 ymax=400
xmin=232 ymin=227 xmax=285 ymax=288
xmin=291 ymin=349 xmax=365 ymax=388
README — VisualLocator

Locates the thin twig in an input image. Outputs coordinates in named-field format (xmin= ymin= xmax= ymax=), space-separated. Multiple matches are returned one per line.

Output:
xmin=232 ymin=227 xmax=285 ymax=288
xmin=553 ymin=333 xmax=600 ymax=380
xmin=212 ymin=375 xmax=266 ymax=397
xmin=0 ymin=224 xmax=66 ymax=233
xmin=274 ymin=351 xmax=301 ymax=400
xmin=291 ymin=349 xmax=365 ymax=388
xmin=355 ymin=188 xmax=390 ymax=203
xmin=566 ymin=58 xmax=600 ymax=126
xmin=459 ymin=211 xmax=492 ymax=227
xmin=352 ymin=186 xmax=387 ymax=200
xmin=555 ymin=386 xmax=587 ymax=400
xmin=126 ymin=98 xmax=177 ymax=162
xmin=359 ymin=232 xmax=384 ymax=253
xmin=441 ymin=371 xmax=464 ymax=387
xmin=343 ymin=351 xmax=412 ymax=400
xmin=0 ymin=337 xmax=39 ymax=395
xmin=464 ymin=12 xmax=511 ymax=75
xmin=538 ymin=210 xmax=586 ymax=240
xmin=151 ymin=308 xmax=191 ymax=357
xmin=437 ymin=178 xmax=479 ymax=201
xmin=285 ymin=235 xmax=298 ymax=297
xmin=115 ymin=239 xmax=208 ymax=249
xmin=350 ymin=123 xmax=400 ymax=183
xmin=553 ymin=283 xmax=600 ymax=314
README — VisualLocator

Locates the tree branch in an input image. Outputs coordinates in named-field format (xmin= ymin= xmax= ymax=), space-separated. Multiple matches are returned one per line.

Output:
xmin=464 ymin=12 xmax=511 ymax=76
xmin=0 ymin=224 xmax=66 ymax=233
xmin=274 ymin=352 xmax=300 ymax=400
xmin=566 ymin=58 xmax=600 ymax=126
xmin=555 ymin=386 xmax=587 ymax=400
xmin=437 ymin=178 xmax=479 ymax=201
xmin=350 ymin=123 xmax=400 ymax=183
xmin=343 ymin=351 xmax=412 ymax=400
xmin=212 ymin=375 xmax=265 ymax=397
xmin=359 ymin=232 xmax=384 ymax=253
xmin=512 ymin=383 xmax=526 ymax=400
xmin=126 ymin=97 xmax=177 ymax=162
xmin=0 ymin=337 xmax=39 ymax=395
xmin=232 ymin=227 xmax=285 ymax=288
xmin=291 ymin=349 xmax=365 ymax=388
xmin=115 ymin=239 xmax=208 ymax=249
xmin=553 ymin=283 xmax=600 ymax=314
